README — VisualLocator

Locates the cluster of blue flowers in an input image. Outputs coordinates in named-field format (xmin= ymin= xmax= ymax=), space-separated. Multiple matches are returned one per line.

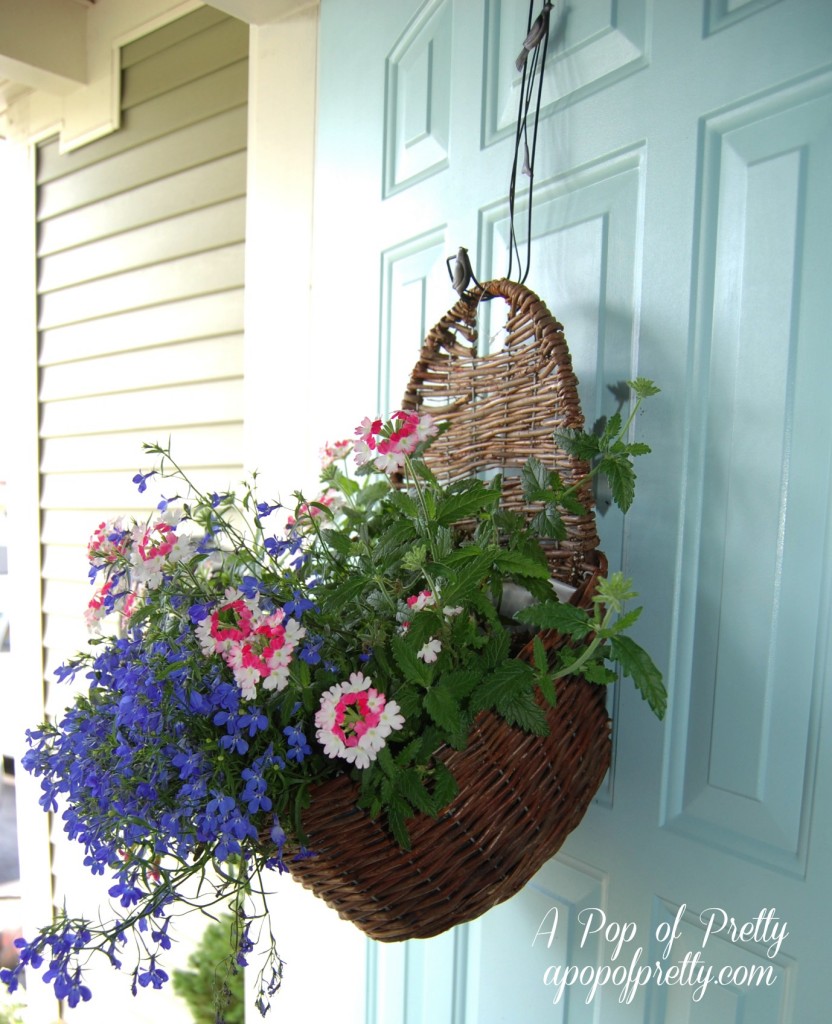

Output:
xmin=2 ymin=605 xmax=315 ymax=1013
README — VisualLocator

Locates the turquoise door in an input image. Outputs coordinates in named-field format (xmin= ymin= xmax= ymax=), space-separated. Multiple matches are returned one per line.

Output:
xmin=309 ymin=1 xmax=832 ymax=1020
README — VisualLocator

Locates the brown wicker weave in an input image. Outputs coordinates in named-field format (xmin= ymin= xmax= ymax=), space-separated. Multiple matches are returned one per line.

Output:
xmin=288 ymin=279 xmax=612 ymax=941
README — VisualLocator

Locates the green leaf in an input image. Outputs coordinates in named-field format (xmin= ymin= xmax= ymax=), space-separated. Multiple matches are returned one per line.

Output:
xmin=599 ymin=455 xmax=637 ymax=512
xmin=604 ymin=605 xmax=643 ymax=636
xmin=531 ymin=505 xmax=566 ymax=540
xmin=532 ymin=635 xmax=549 ymax=674
xmin=494 ymin=549 xmax=551 ymax=580
xmin=323 ymin=575 xmax=368 ymax=611
xmin=596 ymin=572 xmax=639 ymax=613
xmin=425 ymin=685 xmax=464 ymax=736
xmin=554 ymin=428 xmax=602 ymax=461
xmin=470 ymin=658 xmax=535 ymax=715
xmin=520 ymin=456 xmax=552 ymax=501
xmin=396 ymin=769 xmax=437 ymax=815
xmin=602 ymin=411 xmax=623 ymax=444
xmin=320 ymin=528 xmax=354 ymax=556
xmin=608 ymin=634 xmax=666 ymax=719
xmin=515 ymin=601 xmax=593 ymax=639
xmin=388 ymin=490 xmax=420 ymax=518
xmin=429 ymin=761 xmax=459 ymax=811
xmin=536 ymin=672 xmax=556 ymax=707
xmin=582 ymin=661 xmax=617 ymax=685
xmin=412 ymin=459 xmax=439 ymax=487
xmin=438 ymin=669 xmax=480 ymax=702
xmin=387 ymin=802 xmax=413 ymax=850
xmin=372 ymin=520 xmax=418 ymax=564
xmin=435 ymin=486 xmax=500 ymax=525
xmin=628 ymin=377 xmax=661 ymax=399
xmin=497 ymin=688 xmax=549 ymax=736
xmin=377 ymin=744 xmax=397 ymax=779
xmin=391 ymin=634 xmax=432 ymax=687
xmin=401 ymin=544 xmax=427 ymax=571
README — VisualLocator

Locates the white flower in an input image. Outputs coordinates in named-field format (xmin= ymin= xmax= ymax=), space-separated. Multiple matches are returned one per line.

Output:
xmin=417 ymin=638 xmax=442 ymax=664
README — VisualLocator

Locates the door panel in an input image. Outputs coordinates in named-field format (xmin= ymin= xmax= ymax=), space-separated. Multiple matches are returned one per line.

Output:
xmin=311 ymin=2 xmax=832 ymax=1021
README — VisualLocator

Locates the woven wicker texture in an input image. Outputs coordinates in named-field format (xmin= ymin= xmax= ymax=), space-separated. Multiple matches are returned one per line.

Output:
xmin=288 ymin=279 xmax=612 ymax=941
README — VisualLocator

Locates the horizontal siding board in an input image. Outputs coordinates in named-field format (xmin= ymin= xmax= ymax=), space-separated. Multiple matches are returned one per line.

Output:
xmin=39 ymin=335 xmax=244 ymax=402
xmin=39 ymin=379 xmax=245 ymax=438
xmin=37 ymin=62 xmax=248 ymax=186
xmin=122 ymin=18 xmax=250 ymax=109
xmin=37 ymin=106 xmax=247 ymax=217
xmin=41 ymin=507 xmax=162 ymax=547
xmin=121 ymin=6 xmax=230 ymax=67
xmin=38 ymin=151 xmax=246 ymax=256
xmin=38 ymin=244 xmax=245 ymax=330
xmin=41 ymin=465 xmax=247 ymax=511
xmin=42 ymin=546 xmax=89 ymax=586
xmin=40 ymin=424 xmax=244 ymax=476
xmin=39 ymin=291 xmax=244 ymax=364
xmin=38 ymin=196 xmax=246 ymax=292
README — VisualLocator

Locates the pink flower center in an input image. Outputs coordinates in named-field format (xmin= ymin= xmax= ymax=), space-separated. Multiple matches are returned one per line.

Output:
xmin=210 ymin=599 xmax=253 ymax=643
xmin=333 ymin=690 xmax=383 ymax=747
xmin=137 ymin=522 xmax=178 ymax=562
xmin=239 ymin=622 xmax=287 ymax=677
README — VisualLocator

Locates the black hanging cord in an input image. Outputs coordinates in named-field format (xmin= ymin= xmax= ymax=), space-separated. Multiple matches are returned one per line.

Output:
xmin=506 ymin=0 xmax=552 ymax=285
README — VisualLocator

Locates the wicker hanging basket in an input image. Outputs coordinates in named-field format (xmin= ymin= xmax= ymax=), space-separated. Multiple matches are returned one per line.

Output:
xmin=288 ymin=279 xmax=612 ymax=941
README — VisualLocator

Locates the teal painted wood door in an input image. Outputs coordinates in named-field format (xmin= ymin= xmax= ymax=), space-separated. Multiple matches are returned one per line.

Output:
xmin=310 ymin=1 xmax=832 ymax=1021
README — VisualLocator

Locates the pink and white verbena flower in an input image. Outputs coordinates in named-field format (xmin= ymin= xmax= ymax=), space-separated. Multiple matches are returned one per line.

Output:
xmin=195 ymin=588 xmax=305 ymax=700
xmin=128 ymin=510 xmax=195 ymax=589
xmin=315 ymin=671 xmax=404 ymax=769
xmin=87 ymin=518 xmax=129 ymax=566
xmin=319 ymin=439 xmax=353 ymax=469
xmin=353 ymin=411 xmax=439 ymax=474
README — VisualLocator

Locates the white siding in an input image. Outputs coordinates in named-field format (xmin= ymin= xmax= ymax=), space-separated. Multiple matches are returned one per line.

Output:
xmin=31 ymin=9 xmax=249 ymax=1022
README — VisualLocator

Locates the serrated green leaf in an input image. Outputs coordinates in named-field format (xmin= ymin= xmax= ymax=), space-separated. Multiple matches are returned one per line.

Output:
xmin=320 ymin=528 xmax=354 ymax=556
xmin=599 ymin=456 xmax=636 ymax=512
xmin=596 ymin=571 xmax=639 ymax=612
xmin=436 ymin=486 xmax=500 ymax=526
xmin=396 ymin=769 xmax=437 ymax=815
xmin=515 ymin=600 xmax=592 ymax=639
xmin=554 ymin=428 xmax=602 ymax=461
xmin=536 ymin=670 xmax=557 ymax=706
xmin=438 ymin=669 xmax=480 ymax=702
xmin=372 ymin=520 xmax=418 ymax=564
xmin=401 ymin=543 xmax=427 ymax=571
xmin=494 ymin=549 xmax=551 ymax=579
xmin=628 ymin=377 xmax=661 ymax=398
xmin=608 ymin=634 xmax=666 ymax=719
xmin=387 ymin=803 xmax=412 ymax=850
xmin=430 ymin=761 xmax=459 ymax=811
xmin=424 ymin=685 xmax=464 ymax=735
xmin=520 ymin=456 xmax=552 ymax=501
xmin=496 ymin=687 xmax=549 ymax=736
xmin=582 ymin=661 xmax=617 ymax=685
xmin=470 ymin=658 xmax=535 ymax=715
xmin=604 ymin=605 xmax=643 ymax=636
xmin=377 ymin=744 xmax=397 ymax=779
xmin=323 ymin=575 xmax=368 ymax=611
xmin=532 ymin=635 xmax=549 ymax=674
xmin=531 ymin=505 xmax=567 ymax=540
xmin=602 ymin=411 xmax=623 ymax=445
xmin=388 ymin=490 xmax=420 ymax=518
xmin=391 ymin=634 xmax=432 ymax=687
xmin=413 ymin=459 xmax=439 ymax=487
